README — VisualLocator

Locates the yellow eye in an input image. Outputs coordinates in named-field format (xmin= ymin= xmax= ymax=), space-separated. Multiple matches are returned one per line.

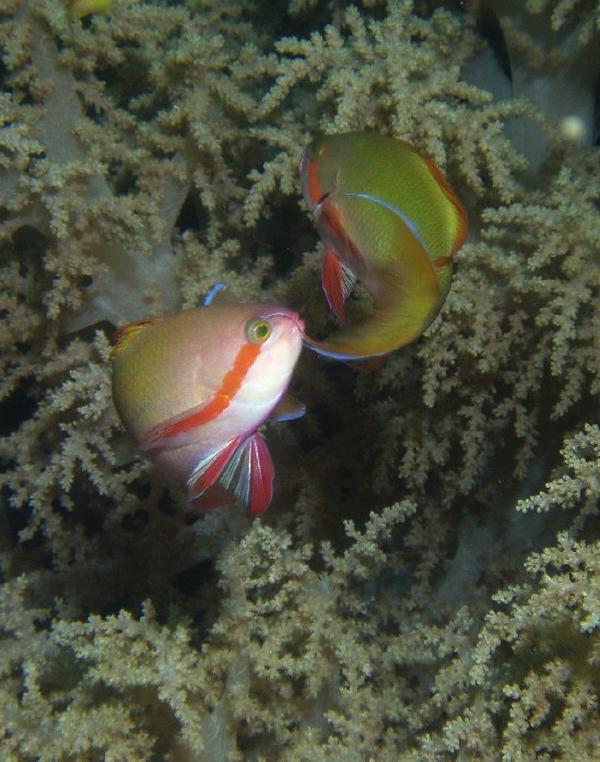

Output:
xmin=246 ymin=318 xmax=272 ymax=344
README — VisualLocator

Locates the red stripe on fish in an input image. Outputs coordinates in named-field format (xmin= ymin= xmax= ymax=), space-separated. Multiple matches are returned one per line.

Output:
xmin=143 ymin=341 xmax=261 ymax=449
xmin=307 ymin=159 xmax=322 ymax=206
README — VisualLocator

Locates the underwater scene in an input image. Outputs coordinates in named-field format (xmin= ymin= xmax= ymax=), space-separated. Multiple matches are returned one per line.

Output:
xmin=0 ymin=0 xmax=599 ymax=759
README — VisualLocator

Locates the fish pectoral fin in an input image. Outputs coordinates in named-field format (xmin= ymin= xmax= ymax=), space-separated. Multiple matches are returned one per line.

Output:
xmin=321 ymin=249 xmax=356 ymax=324
xmin=268 ymin=393 xmax=306 ymax=422
xmin=202 ymin=283 xmax=239 ymax=306
xmin=141 ymin=394 xmax=227 ymax=452
xmin=189 ymin=432 xmax=275 ymax=516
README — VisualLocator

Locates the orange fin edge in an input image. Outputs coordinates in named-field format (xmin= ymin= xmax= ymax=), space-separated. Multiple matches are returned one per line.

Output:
xmin=110 ymin=319 xmax=157 ymax=359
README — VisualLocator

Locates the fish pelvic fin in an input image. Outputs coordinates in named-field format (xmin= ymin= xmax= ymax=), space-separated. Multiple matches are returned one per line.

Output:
xmin=188 ymin=437 xmax=242 ymax=499
xmin=321 ymin=249 xmax=357 ymax=323
xmin=188 ymin=432 xmax=275 ymax=516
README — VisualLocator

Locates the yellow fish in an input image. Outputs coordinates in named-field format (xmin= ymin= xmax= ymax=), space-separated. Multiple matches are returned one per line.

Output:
xmin=300 ymin=131 xmax=468 ymax=359
xmin=65 ymin=0 xmax=112 ymax=20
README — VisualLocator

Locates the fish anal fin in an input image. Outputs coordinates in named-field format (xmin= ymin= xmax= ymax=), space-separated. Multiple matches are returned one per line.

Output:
xmin=110 ymin=318 xmax=159 ymax=359
xmin=321 ymin=249 xmax=356 ymax=323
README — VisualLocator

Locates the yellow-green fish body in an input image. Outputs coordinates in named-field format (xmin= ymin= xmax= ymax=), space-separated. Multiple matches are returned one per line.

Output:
xmin=300 ymin=131 xmax=468 ymax=359
xmin=65 ymin=0 xmax=112 ymax=20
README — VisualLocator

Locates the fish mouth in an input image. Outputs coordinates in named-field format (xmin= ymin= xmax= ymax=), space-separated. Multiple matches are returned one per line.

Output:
xmin=266 ymin=310 xmax=305 ymax=334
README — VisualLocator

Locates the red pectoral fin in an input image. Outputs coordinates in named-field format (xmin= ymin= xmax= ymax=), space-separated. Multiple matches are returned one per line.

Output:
xmin=321 ymin=249 xmax=356 ymax=324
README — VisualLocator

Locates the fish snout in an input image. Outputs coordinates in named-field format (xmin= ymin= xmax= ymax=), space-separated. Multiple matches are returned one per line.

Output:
xmin=291 ymin=312 xmax=305 ymax=334
xmin=283 ymin=310 xmax=305 ymax=337
xmin=265 ymin=308 xmax=305 ymax=338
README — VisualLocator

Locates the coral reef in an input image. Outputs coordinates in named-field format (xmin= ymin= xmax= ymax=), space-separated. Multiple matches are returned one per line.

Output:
xmin=0 ymin=0 xmax=598 ymax=759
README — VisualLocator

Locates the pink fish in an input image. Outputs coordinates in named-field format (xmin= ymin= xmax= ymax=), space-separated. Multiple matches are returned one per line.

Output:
xmin=110 ymin=287 xmax=304 ymax=515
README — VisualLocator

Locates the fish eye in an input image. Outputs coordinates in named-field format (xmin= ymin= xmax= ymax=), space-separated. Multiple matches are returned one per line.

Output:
xmin=246 ymin=318 xmax=272 ymax=345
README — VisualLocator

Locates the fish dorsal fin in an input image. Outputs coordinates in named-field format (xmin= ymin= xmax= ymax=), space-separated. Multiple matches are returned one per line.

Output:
xmin=110 ymin=318 xmax=159 ymax=359
xmin=188 ymin=432 xmax=275 ymax=516
xmin=202 ymin=283 xmax=237 ymax=307
xmin=268 ymin=393 xmax=306 ymax=422
xmin=203 ymin=283 xmax=227 ymax=306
